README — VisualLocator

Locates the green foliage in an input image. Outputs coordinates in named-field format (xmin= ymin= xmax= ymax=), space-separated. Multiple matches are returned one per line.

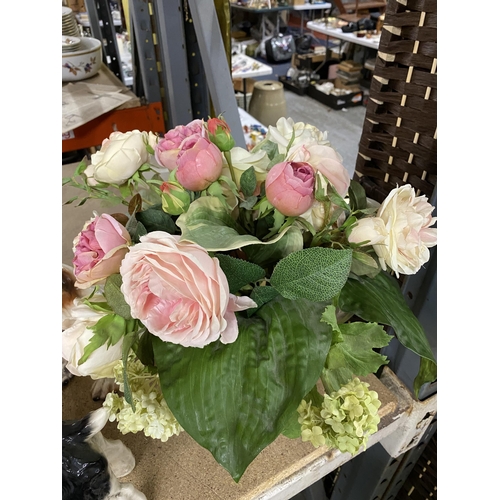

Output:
xmin=104 ymin=274 xmax=132 ymax=320
xmin=248 ymin=285 xmax=280 ymax=315
xmin=176 ymin=196 xmax=295 ymax=253
xmin=339 ymin=272 xmax=437 ymax=394
xmin=321 ymin=322 xmax=391 ymax=393
xmin=240 ymin=166 xmax=257 ymax=198
xmin=135 ymin=205 xmax=178 ymax=235
xmin=215 ymin=254 xmax=266 ymax=294
xmin=270 ymin=248 xmax=352 ymax=302
xmin=78 ymin=314 xmax=140 ymax=365
xmin=152 ymin=296 xmax=333 ymax=481
xmin=348 ymin=180 xmax=367 ymax=212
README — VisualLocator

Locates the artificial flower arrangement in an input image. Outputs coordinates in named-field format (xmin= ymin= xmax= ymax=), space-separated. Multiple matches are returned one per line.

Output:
xmin=62 ymin=116 xmax=437 ymax=482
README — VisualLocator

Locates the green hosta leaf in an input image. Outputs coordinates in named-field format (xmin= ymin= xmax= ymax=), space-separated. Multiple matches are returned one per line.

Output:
xmin=135 ymin=205 xmax=178 ymax=235
xmin=152 ymin=296 xmax=333 ymax=481
xmin=215 ymin=254 xmax=265 ymax=294
xmin=176 ymin=196 xmax=293 ymax=252
xmin=321 ymin=322 xmax=391 ymax=392
xmin=339 ymin=272 xmax=437 ymax=393
xmin=270 ymin=247 xmax=352 ymax=302
xmin=104 ymin=274 xmax=132 ymax=320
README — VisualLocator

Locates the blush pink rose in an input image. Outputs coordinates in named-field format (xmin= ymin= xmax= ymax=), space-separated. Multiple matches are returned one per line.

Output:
xmin=154 ymin=119 xmax=205 ymax=170
xmin=73 ymin=213 xmax=131 ymax=289
xmin=287 ymin=144 xmax=350 ymax=198
xmin=175 ymin=136 xmax=224 ymax=191
xmin=119 ymin=232 xmax=256 ymax=348
xmin=265 ymin=161 xmax=315 ymax=217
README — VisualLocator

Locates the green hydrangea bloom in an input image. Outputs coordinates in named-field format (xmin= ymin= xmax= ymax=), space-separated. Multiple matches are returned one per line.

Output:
xmin=297 ymin=377 xmax=381 ymax=455
xmin=103 ymin=357 xmax=183 ymax=443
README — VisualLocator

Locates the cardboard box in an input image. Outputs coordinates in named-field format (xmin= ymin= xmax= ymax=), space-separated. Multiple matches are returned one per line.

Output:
xmin=307 ymin=79 xmax=364 ymax=110
xmin=292 ymin=0 xmax=306 ymax=4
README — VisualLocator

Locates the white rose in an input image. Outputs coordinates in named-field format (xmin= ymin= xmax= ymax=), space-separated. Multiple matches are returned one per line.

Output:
xmin=84 ymin=130 xmax=149 ymax=185
xmin=374 ymin=185 xmax=437 ymax=277
xmin=62 ymin=297 xmax=123 ymax=379
xmin=267 ymin=117 xmax=330 ymax=154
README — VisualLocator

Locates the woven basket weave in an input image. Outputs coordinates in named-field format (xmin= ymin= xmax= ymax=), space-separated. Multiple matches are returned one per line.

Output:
xmin=354 ymin=0 xmax=437 ymax=203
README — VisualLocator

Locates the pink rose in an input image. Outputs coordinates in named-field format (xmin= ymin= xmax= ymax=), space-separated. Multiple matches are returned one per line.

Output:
xmin=288 ymin=144 xmax=350 ymax=198
xmin=155 ymin=119 xmax=205 ymax=170
xmin=265 ymin=161 xmax=315 ymax=217
xmin=175 ymin=136 xmax=224 ymax=191
xmin=119 ymin=232 xmax=256 ymax=348
xmin=73 ymin=213 xmax=131 ymax=289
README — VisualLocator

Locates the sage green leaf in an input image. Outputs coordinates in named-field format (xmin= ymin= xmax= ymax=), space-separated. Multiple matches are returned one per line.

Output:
xmin=270 ymin=247 xmax=352 ymax=302
xmin=152 ymin=296 xmax=333 ymax=481
xmin=339 ymin=272 xmax=437 ymax=392
xmin=176 ymin=196 xmax=293 ymax=252
xmin=240 ymin=166 xmax=257 ymax=198
xmin=104 ymin=274 xmax=132 ymax=320
xmin=321 ymin=322 xmax=391 ymax=392
xmin=135 ymin=205 xmax=178 ymax=234
xmin=126 ymin=216 xmax=148 ymax=244
xmin=244 ymin=225 xmax=304 ymax=267
xmin=247 ymin=285 xmax=280 ymax=316
xmin=215 ymin=254 xmax=265 ymax=294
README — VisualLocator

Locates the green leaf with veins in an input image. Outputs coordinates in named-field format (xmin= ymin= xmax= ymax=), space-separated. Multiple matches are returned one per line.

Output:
xmin=321 ymin=322 xmax=391 ymax=393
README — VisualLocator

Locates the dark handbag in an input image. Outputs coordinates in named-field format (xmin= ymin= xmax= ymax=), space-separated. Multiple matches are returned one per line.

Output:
xmin=265 ymin=34 xmax=296 ymax=63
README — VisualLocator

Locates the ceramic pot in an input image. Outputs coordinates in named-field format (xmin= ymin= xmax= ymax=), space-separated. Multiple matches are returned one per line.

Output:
xmin=248 ymin=80 xmax=288 ymax=128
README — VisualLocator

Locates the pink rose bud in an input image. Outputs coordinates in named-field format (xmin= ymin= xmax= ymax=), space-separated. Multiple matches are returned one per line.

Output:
xmin=154 ymin=119 xmax=205 ymax=170
xmin=175 ymin=136 xmax=224 ymax=191
xmin=207 ymin=117 xmax=235 ymax=151
xmin=72 ymin=213 xmax=131 ymax=289
xmin=265 ymin=161 xmax=316 ymax=217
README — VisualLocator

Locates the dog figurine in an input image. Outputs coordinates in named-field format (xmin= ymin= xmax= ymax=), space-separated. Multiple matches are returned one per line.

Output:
xmin=63 ymin=407 xmax=146 ymax=500
xmin=62 ymin=264 xmax=118 ymax=400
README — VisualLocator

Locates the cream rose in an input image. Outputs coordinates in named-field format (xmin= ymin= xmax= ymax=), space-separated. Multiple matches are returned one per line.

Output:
xmin=62 ymin=297 xmax=123 ymax=379
xmin=366 ymin=185 xmax=437 ymax=277
xmin=225 ymin=146 xmax=269 ymax=190
xmin=84 ymin=130 xmax=150 ymax=185
xmin=348 ymin=217 xmax=389 ymax=247
xmin=120 ymin=232 xmax=257 ymax=348
xmin=267 ymin=117 xmax=330 ymax=154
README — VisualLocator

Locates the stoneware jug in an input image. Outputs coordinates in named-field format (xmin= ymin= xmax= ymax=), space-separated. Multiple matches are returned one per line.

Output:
xmin=248 ymin=80 xmax=288 ymax=128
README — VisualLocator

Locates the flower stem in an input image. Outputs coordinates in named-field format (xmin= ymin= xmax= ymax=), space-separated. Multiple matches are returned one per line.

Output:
xmin=224 ymin=151 xmax=237 ymax=185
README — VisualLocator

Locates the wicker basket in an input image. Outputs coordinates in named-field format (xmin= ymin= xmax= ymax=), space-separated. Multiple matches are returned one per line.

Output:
xmin=354 ymin=0 xmax=437 ymax=203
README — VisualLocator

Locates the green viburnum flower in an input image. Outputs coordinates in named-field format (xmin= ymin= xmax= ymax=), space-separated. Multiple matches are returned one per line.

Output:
xmin=103 ymin=358 xmax=183 ymax=442
xmin=297 ymin=377 xmax=381 ymax=455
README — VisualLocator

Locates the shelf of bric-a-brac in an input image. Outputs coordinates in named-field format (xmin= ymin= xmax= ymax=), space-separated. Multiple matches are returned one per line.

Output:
xmin=62 ymin=66 xmax=166 ymax=153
